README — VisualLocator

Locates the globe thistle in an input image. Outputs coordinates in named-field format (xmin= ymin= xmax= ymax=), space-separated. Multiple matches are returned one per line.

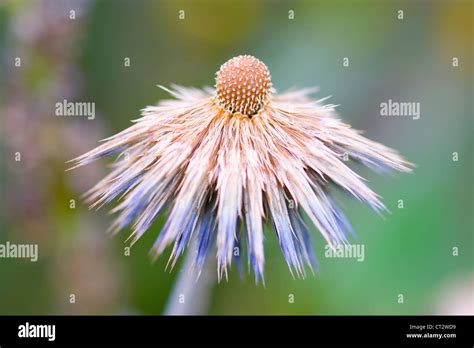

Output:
xmin=69 ymin=55 xmax=412 ymax=283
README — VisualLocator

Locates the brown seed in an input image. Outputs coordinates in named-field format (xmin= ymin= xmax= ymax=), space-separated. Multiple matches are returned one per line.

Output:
xmin=216 ymin=55 xmax=271 ymax=116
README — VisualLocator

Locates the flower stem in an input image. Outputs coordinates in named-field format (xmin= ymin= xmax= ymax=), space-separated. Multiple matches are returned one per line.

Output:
xmin=163 ymin=245 xmax=216 ymax=315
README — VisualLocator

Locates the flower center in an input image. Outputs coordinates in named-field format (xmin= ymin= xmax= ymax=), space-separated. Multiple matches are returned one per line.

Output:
xmin=215 ymin=55 xmax=271 ymax=116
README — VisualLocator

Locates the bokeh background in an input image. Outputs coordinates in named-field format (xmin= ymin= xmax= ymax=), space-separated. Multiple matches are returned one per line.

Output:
xmin=0 ymin=0 xmax=472 ymax=315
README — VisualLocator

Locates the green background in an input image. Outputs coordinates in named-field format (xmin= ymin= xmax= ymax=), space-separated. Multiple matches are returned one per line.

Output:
xmin=0 ymin=0 xmax=472 ymax=315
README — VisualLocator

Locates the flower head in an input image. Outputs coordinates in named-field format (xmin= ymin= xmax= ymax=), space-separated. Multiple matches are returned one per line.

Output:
xmin=215 ymin=55 xmax=271 ymax=116
xmin=69 ymin=55 xmax=412 ymax=283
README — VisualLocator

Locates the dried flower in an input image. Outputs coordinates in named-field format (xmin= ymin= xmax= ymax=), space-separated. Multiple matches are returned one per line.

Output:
xmin=69 ymin=55 xmax=412 ymax=283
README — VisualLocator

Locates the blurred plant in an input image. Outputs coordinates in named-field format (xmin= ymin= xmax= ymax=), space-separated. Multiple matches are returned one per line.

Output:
xmin=434 ymin=274 xmax=474 ymax=315
xmin=1 ymin=0 xmax=122 ymax=314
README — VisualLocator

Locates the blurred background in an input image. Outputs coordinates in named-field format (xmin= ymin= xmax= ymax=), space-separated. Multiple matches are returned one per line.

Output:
xmin=0 ymin=0 xmax=472 ymax=315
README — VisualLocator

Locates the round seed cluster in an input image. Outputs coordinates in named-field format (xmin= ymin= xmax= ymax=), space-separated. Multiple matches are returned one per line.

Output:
xmin=215 ymin=55 xmax=271 ymax=116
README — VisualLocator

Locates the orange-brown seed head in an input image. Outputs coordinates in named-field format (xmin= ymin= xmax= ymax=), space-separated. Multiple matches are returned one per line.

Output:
xmin=215 ymin=55 xmax=271 ymax=116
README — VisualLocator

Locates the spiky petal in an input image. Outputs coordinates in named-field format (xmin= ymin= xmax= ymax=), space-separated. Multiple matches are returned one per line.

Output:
xmin=69 ymin=56 xmax=413 ymax=282
xmin=69 ymin=84 xmax=412 ymax=282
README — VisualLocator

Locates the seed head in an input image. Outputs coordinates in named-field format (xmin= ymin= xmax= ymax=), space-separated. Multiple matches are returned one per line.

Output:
xmin=215 ymin=55 xmax=271 ymax=116
xmin=70 ymin=56 xmax=413 ymax=283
